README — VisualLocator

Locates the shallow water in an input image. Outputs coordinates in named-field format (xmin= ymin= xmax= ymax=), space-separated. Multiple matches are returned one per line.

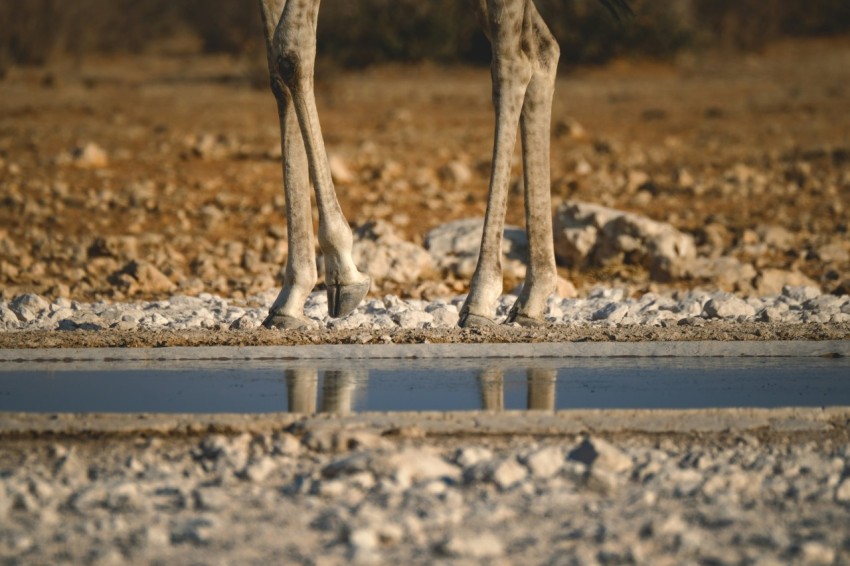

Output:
xmin=1 ymin=357 xmax=849 ymax=413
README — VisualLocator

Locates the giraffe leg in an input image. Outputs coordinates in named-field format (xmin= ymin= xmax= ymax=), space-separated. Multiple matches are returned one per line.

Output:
xmin=507 ymin=2 xmax=559 ymax=327
xmin=272 ymin=0 xmax=370 ymax=319
xmin=259 ymin=0 xmax=317 ymax=329
xmin=460 ymin=0 xmax=534 ymax=328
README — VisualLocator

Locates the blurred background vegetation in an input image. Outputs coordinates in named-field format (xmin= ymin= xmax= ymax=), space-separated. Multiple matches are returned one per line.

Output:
xmin=2 ymin=0 xmax=850 ymax=77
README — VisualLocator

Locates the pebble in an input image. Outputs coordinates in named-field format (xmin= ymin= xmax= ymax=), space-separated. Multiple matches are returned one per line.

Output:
xmin=440 ymin=532 xmax=504 ymax=558
xmin=702 ymin=294 xmax=757 ymax=319
xmin=524 ymin=446 xmax=565 ymax=479
xmin=568 ymin=437 xmax=633 ymax=474
xmin=2 ymin=430 xmax=849 ymax=564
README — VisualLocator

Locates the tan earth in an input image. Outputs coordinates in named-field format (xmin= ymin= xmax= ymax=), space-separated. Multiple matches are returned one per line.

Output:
xmin=1 ymin=37 xmax=849 ymax=307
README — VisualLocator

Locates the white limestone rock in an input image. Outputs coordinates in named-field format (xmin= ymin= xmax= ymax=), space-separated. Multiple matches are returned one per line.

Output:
xmin=553 ymin=201 xmax=696 ymax=280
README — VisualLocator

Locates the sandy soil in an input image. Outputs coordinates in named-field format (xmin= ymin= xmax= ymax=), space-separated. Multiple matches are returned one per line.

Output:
xmin=1 ymin=38 xmax=849 ymax=307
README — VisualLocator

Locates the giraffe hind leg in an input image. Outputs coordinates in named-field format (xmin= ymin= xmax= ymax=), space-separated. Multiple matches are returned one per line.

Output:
xmin=507 ymin=0 xmax=559 ymax=327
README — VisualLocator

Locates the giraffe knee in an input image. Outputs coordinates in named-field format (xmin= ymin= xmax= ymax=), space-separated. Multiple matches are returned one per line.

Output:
xmin=276 ymin=50 xmax=305 ymax=90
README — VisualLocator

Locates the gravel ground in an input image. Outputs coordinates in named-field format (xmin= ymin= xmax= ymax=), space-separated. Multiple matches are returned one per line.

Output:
xmin=2 ymin=40 xmax=849 ymax=564
xmin=1 ymin=286 xmax=849 ymax=348
xmin=2 ymin=412 xmax=850 ymax=565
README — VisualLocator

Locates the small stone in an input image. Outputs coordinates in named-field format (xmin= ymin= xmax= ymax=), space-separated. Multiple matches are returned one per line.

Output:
xmin=702 ymin=295 xmax=756 ymax=319
xmin=329 ymin=153 xmax=355 ymax=184
xmin=439 ymin=160 xmax=473 ymax=186
xmin=72 ymin=142 xmax=109 ymax=168
xmin=835 ymin=478 xmax=850 ymax=503
xmin=454 ymin=446 xmax=493 ymax=469
xmin=568 ymin=437 xmax=633 ymax=474
xmin=304 ymin=428 xmax=388 ymax=453
xmin=586 ymin=467 xmax=622 ymax=494
xmin=105 ymin=482 xmax=147 ymax=512
xmin=171 ymin=517 xmax=217 ymax=545
xmin=591 ymin=303 xmax=629 ymax=323
xmin=426 ymin=306 xmax=459 ymax=327
xmin=229 ymin=315 xmax=259 ymax=330
xmin=524 ymin=446 xmax=564 ymax=479
xmin=440 ymin=532 xmax=504 ymax=558
xmin=348 ymin=528 xmax=379 ymax=552
xmin=800 ymin=541 xmax=835 ymax=565
xmin=490 ymin=457 xmax=528 ymax=490
xmin=242 ymin=457 xmax=276 ymax=482
xmin=384 ymin=449 xmax=460 ymax=487
xmin=782 ymin=285 xmax=821 ymax=302
xmin=272 ymin=433 xmax=301 ymax=456
xmin=393 ymin=309 xmax=433 ymax=329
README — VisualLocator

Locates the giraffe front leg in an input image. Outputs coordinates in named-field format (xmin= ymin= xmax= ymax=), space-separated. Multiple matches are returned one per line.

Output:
xmin=259 ymin=0 xmax=317 ymax=330
xmin=460 ymin=0 xmax=533 ymax=328
xmin=274 ymin=0 xmax=369 ymax=319
xmin=507 ymin=5 xmax=559 ymax=327
xmin=263 ymin=83 xmax=318 ymax=330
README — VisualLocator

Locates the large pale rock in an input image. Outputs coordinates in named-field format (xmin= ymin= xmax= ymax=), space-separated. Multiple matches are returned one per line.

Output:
xmin=109 ymin=260 xmax=176 ymax=294
xmin=755 ymin=268 xmax=819 ymax=296
xmin=425 ymin=218 xmax=528 ymax=280
xmin=346 ymin=220 xmax=434 ymax=290
xmin=687 ymin=256 xmax=757 ymax=292
xmin=553 ymin=201 xmax=696 ymax=281
xmin=9 ymin=294 xmax=50 ymax=321
xmin=323 ymin=448 xmax=460 ymax=488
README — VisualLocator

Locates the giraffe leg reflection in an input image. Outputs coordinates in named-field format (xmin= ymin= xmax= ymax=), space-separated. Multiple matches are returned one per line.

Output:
xmin=285 ymin=368 xmax=317 ymax=414
xmin=527 ymin=367 xmax=556 ymax=411
xmin=321 ymin=369 xmax=366 ymax=414
xmin=478 ymin=367 xmax=505 ymax=411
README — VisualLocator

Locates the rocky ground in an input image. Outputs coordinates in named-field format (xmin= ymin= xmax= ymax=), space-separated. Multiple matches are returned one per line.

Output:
xmin=2 ymin=412 xmax=850 ymax=565
xmin=3 ymin=39 xmax=850 ymax=564
xmin=1 ymin=38 xmax=849 ymax=315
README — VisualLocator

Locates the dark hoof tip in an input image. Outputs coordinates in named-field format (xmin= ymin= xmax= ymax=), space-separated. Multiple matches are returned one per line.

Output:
xmin=262 ymin=313 xmax=314 ymax=330
xmin=508 ymin=313 xmax=548 ymax=328
xmin=458 ymin=312 xmax=496 ymax=329
xmin=327 ymin=278 xmax=371 ymax=318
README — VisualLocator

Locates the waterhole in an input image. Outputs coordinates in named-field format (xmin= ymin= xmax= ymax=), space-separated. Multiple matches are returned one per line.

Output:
xmin=1 ymin=356 xmax=848 ymax=413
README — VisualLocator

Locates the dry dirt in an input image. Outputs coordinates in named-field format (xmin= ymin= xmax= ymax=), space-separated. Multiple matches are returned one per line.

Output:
xmin=1 ymin=321 xmax=849 ymax=350
xmin=1 ymin=38 xmax=849 ymax=307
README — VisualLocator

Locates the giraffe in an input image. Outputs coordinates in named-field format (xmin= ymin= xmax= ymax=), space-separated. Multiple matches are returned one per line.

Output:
xmin=257 ymin=0 xmax=630 ymax=329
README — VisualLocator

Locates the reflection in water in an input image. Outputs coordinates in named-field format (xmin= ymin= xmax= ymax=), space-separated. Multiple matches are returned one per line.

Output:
xmin=285 ymin=368 xmax=365 ymax=414
xmin=286 ymin=366 xmax=558 ymax=414
xmin=479 ymin=367 xmax=556 ymax=411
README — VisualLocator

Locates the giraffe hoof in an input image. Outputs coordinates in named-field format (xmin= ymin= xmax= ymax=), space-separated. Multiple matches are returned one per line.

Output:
xmin=458 ymin=312 xmax=496 ymax=329
xmin=506 ymin=309 xmax=547 ymax=328
xmin=262 ymin=312 xmax=315 ymax=330
xmin=327 ymin=277 xmax=371 ymax=318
